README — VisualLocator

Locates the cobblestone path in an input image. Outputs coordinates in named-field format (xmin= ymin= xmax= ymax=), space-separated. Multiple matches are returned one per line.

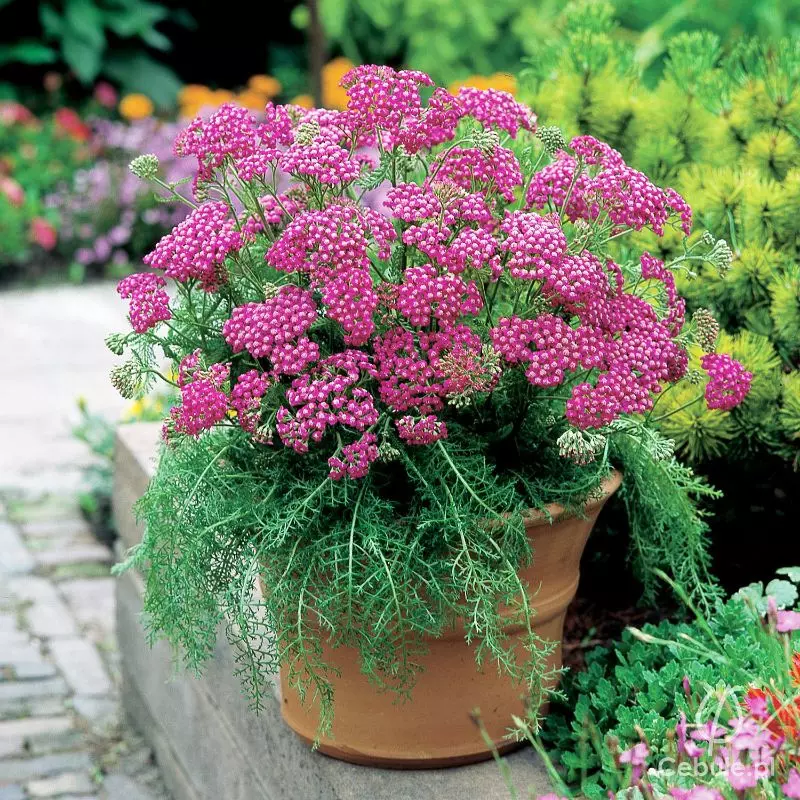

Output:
xmin=0 ymin=284 xmax=171 ymax=799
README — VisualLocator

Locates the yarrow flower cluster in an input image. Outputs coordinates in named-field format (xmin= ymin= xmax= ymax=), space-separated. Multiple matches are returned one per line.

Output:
xmin=701 ymin=353 xmax=754 ymax=411
xmin=113 ymin=63 xmax=753 ymax=481
xmin=116 ymin=272 xmax=171 ymax=333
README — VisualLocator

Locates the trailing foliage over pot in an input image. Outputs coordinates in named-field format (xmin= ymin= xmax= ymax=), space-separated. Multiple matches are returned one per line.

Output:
xmin=109 ymin=65 xmax=751 ymax=729
xmin=521 ymin=2 xmax=800 ymax=469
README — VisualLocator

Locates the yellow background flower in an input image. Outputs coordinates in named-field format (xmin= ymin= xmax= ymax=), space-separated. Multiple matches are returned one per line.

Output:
xmin=237 ymin=89 xmax=269 ymax=111
xmin=118 ymin=93 xmax=154 ymax=120
xmin=322 ymin=57 xmax=355 ymax=110
xmin=289 ymin=94 xmax=315 ymax=109
xmin=448 ymin=73 xmax=518 ymax=97
xmin=248 ymin=74 xmax=282 ymax=98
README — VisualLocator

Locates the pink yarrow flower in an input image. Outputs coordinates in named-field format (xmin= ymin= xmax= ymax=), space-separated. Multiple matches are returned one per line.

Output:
xmin=117 ymin=273 xmax=171 ymax=333
xmin=700 ymin=353 xmax=753 ymax=411
xmin=777 ymin=610 xmax=800 ymax=633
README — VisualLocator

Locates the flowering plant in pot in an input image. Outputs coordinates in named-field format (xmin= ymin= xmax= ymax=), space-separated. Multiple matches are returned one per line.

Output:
xmin=109 ymin=65 xmax=752 ymax=766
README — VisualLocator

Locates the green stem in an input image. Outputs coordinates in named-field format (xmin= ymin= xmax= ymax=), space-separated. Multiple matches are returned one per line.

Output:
xmin=651 ymin=393 xmax=704 ymax=422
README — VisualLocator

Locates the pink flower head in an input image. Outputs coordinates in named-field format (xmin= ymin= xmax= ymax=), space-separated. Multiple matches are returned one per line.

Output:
xmin=619 ymin=742 xmax=649 ymax=766
xmin=0 ymin=176 xmax=25 ymax=207
xmin=144 ymin=202 xmax=248 ymax=291
xmin=280 ymin=139 xmax=360 ymax=185
xmin=784 ymin=768 xmax=800 ymax=798
xmin=93 ymin=81 xmax=118 ymax=108
xmin=222 ymin=285 xmax=318 ymax=373
xmin=777 ymin=610 xmax=800 ymax=633
xmin=174 ymin=103 xmax=258 ymax=181
xmin=397 ymin=87 xmax=463 ymax=153
xmin=591 ymin=163 xmax=672 ymax=236
xmin=745 ymin=691 xmax=770 ymax=720
xmin=328 ymin=432 xmax=379 ymax=480
xmin=169 ymin=360 xmax=229 ymax=438
xmin=669 ymin=789 xmax=724 ymax=800
xmin=500 ymin=211 xmax=568 ymax=281
xmin=396 ymin=414 xmax=448 ymax=445
xmin=397 ymin=263 xmax=483 ymax=329
xmin=768 ymin=595 xmax=779 ymax=625
xmin=700 ymin=353 xmax=753 ymax=411
xmin=456 ymin=86 xmax=536 ymax=137
xmin=526 ymin=151 xmax=595 ymax=222
xmin=724 ymin=759 xmax=760 ymax=791
xmin=29 ymin=217 xmax=57 ymax=250
xmin=231 ymin=369 xmax=272 ymax=435
xmin=117 ymin=272 xmax=171 ymax=333
xmin=430 ymin=145 xmax=523 ymax=203
xmin=666 ymin=188 xmax=693 ymax=235
xmin=341 ymin=64 xmax=433 ymax=133
xmin=690 ymin=721 xmax=727 ymax=743
xmin=277 ymin=350 xmax=379 ymax=454
xmin=676 ymin=713 xmax=704 ymax=758
xmin=619 ymin=741 xmax=649 ymax=783
xmin=570 ymin=135 xmax=625 ymax=168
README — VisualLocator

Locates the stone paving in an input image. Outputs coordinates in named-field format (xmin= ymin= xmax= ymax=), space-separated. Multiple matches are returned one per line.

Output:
xmin=0 ymin=283 xmax=129 ymax=495
xmin=0 ymin=283 xmax=171 ymax=799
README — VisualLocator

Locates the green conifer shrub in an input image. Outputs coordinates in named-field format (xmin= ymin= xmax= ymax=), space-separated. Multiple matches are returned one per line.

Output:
xmin=522 ymin=2 xmax=800 ymax=480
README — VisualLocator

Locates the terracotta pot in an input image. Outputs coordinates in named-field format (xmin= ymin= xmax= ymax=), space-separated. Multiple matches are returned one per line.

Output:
xmin=279 ymin=469 xmax=622 ymax=768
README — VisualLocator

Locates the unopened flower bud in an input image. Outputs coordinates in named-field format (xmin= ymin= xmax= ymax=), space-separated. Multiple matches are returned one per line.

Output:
xmin=129 ymin=153 xmax=160 ymax=181
xmin=295 ymin=120 xmax=320 ymax=146
xmin=687 ymin=369 xmax=703 ymax=385
xmin=701 ymin=230 xmax=715 ymax=246
xmin=431 ymin=179 xmax=466 ymax=204
xmin=254 ymin=424 xmax=274 ymax=445
xmin=194 ymin=182 xmax=210 ymax=203
xmin=472 ymin=129 xmax=500 ymax=158
xmin=105 ymin=333 xmax=127 ymax=356
xmin=378 ymin=442 xmax=401 ymax=462
xmin=263 ymin=282 xmax=281 ymax=299
xmin=693 ymin=308 xmax=720 ymax=351
xmin=557 ymin=428 xmax=606 ymax=466
xmin=707 ymin=238 xmax=733 ymax=275
xmin=110 ymin=361 xmax=142 ymax=400
xmin=536 ymin=125 xmax=566 ymax=156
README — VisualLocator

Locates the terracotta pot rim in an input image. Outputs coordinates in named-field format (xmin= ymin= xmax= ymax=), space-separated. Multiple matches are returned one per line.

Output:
xmin=521 ymin=468 xmax=622 ymax=529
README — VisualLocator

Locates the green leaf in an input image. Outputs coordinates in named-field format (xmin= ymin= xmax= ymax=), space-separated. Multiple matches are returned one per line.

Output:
xmin=105 ymin=2 xmax=168 ymax=38
xmin=138 ymin=27 xmax=171 ymax=51
xmin=766 ymin=578 xmax=798 ymax=609
xmin=319 ymin=0 xmax=349 ymax=39
xmin=170 ymin=9 xmax=196 ymax=29
xmin=64 ymin=0 xmax=105 ymax=48
xmin=776 ymin=567 xmax=800 ymax=583
xmin=290 ymin=5 xmax=309 ymax=29
xmin=0 ymin=42 xmax=58 ymax=66
xmin=103 ymin=9 xmax=142 ymax=37
xmin=103 ymin=52 xmax=181 ymax=108
xmin=61 ymin=33 xmax=102 ymax=83
xmin=39 ymin=4 xmax=64 ymax=37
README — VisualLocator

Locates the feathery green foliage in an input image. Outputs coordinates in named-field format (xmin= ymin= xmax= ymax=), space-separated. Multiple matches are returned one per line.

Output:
xmin=129 ymin=416 xmax=616 ymax=732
